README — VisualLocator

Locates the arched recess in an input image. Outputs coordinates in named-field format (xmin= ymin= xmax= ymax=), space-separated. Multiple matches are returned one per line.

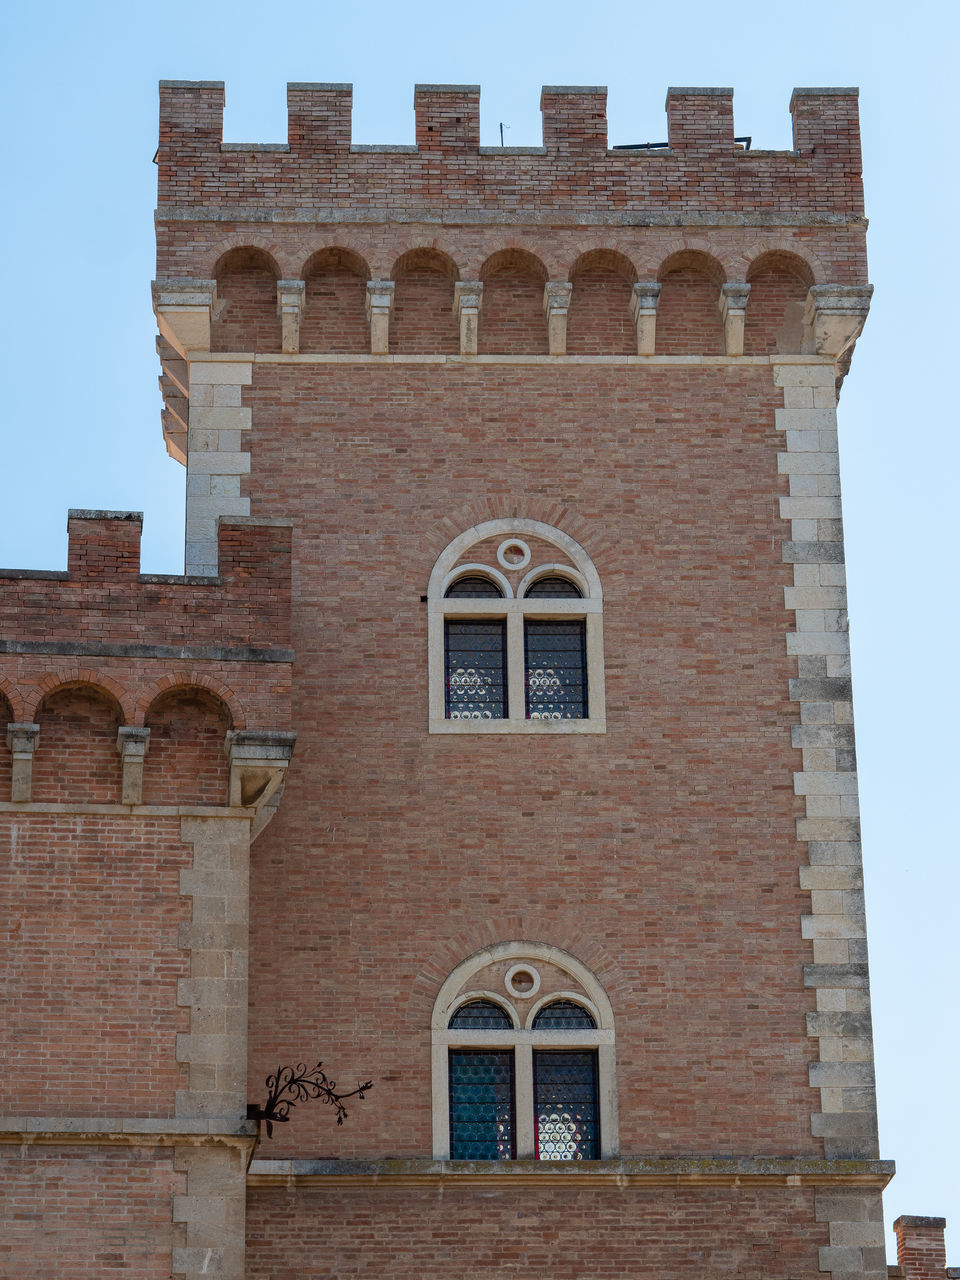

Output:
xmin=431 ymin=941 xmax=618 ymax=1160
xmin=0 ymin=676 xmax=25 ymax=723
xmin=33 ymin=683 xmax=124 ymax=804
xmin=566 ymin=249 xmax=637 ymax=355
xmin=390 ymin=248 xmax=459 ymax=354
xmin=211 ymin=246 xmax=282 ymax=353
xmin=656 ymin=249 xmax=725 ymax=355
xmin=142 ymin=686 xmax=232 ymax=807
xmin=0 ymin=690 xmax=12 ymax=798
xmin=744 ymin=251 xmax=814 ymax=355
xmin=300 ymin=247 xmax=370 ymax=354
xmin=478 ymin=249 xmax=549 ymax=355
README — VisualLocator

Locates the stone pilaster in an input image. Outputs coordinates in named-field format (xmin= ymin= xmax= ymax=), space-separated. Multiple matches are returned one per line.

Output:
xmin=630 ymin=282 xmax=661 ymax=354
xmin=172 ymin=1143 xmax=248 ymax=1280
xmin=116 ymin=726 xmax=150 ymax=805
xmin=365 ymin=280 xmax=395 ymax=354
xmin=719 ymin=281 xmax=750 ymax=356
xmin=453 ymin=281 xmax=482 ymax=355
xmin=277 ymin=279 xmax=305 ymax=354
xmin=176 ymin=815 xmax=251 ymax=1122
xmin=543 ymin=281 xmax=572 ymax=355
xmin=6 ymin=722 xmax=39 ymax=803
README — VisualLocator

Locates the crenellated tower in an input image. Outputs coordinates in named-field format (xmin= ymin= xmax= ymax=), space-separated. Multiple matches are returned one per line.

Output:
xmin=1 ymin=80 xmax=912 ymax=1280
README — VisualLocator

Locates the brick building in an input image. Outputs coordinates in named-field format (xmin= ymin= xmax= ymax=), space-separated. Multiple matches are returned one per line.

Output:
xmin=0 ymin=79 xmax=953 ymax=1277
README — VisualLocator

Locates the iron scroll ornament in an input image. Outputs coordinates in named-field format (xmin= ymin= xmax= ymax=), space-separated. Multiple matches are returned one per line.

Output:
xmin=247 ymin=1060 xmax=373 ymax=1163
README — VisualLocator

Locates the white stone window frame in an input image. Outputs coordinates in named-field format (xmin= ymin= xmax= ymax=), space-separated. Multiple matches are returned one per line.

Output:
xmin=430 ymin=941 xmax=618 ymax=1160
xmin=428 ymin=519 xmax=606 ymax=734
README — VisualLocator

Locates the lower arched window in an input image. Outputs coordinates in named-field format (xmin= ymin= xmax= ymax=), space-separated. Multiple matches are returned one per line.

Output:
xmin=431 ymin=943 xmax=617 ymax=1160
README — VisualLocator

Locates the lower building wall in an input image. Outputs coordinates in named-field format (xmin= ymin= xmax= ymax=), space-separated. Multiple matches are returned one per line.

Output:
xmin=246 ymin=1185 xmax=828 ymax=1278
xmin=0 ymin=1146 xmax=181 ymax=1278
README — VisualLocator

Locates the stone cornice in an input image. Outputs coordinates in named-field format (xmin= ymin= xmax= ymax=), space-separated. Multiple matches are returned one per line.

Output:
xmin=0 ymin=639 xmax=293 ymax=663
xmin=247 ymin=1155 xmax=895 ymax=1189
xmin=156 ymin=205 xmax=868 ymax=229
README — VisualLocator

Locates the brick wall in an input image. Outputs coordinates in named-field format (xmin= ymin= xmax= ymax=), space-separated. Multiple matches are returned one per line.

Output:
xmin=0 ymin=1147 xmax=181 ymax=1278
xmin=246 ymin=1186 xmax=827 ymax=1278
xmin=242 ymin=360 xmax=817 ymax=1158
xmin=0 ymin=815 xmax=190 ymax=1114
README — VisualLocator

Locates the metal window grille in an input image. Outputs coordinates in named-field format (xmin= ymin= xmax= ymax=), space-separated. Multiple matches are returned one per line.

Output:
xmin=533 ymin=1050 xmax=599 ymax=1160
xmin=531 ymin=1000 xmax=597 ymax=1030
xmin=448 ymin=1000 xmax=512 ymax=1030
xmin=444 ymin=575 xmax=504 ymax=598
xmin=524 ymin=575 xmax=583 ymax=598
xmin=445 ymin=620 xmax=507 ymax=720
xmin=524 ymin=620 xmax=587 ymax=720
xmin=449 ymin=1049 xmax=516 ymax=1160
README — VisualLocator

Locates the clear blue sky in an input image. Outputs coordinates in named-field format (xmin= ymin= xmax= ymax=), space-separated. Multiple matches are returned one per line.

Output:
xmin=2 ymin=0 xmax=956 ymax=1259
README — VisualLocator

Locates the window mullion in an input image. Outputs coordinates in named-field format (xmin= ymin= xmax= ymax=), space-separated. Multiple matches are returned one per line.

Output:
xmin=514 ymin=1041 xmax=535 ymax=1157
xmin=506 ymin=607 xmax=525 ymax=721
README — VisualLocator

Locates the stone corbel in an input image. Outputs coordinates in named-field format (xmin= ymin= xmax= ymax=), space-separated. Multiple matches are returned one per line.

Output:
xmin=117 ymin=727 xmax=150 ymax=805
xmin=152 ymin=279 xmax=218 ymax=359
xmin=719 ymin=282 xmax=751 ymax=357
xmin=6 ymin=723 xmax=40 ymax=804
xmin=453 ymin=281 xmax=483 ymax=356
xmin=365 ymin=281 xmax=395 ymax=355
xmin=801 ymin=284 xmax=874 ymax=358
xmin=277 ymin=280 xmax=306 ymax=354
xmin=226 ymin=730 xmax=297 ymax=840
xmin=543 ymin=282 xmax=573 ymax=355
xmin=630 ymin=282 xmax=661 ymax=355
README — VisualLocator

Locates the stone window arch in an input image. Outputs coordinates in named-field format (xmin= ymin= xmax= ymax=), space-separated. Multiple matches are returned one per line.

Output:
xmin=431 ymin=942 xmax=618 ymax=1160
xmin=427 ymin=519 xmax=606 ymax=734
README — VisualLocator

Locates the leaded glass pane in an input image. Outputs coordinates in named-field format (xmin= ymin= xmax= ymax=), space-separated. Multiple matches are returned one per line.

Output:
xmin=531 ymin=1000 xmax=597 ymax=1030
xmin=449 ymin=999 xmax=512 ymax=1030
xmin=445 ymin=575 xmax=504 ymax=598
xmin=445 ymin=620 xmax=507 ymax=719
xmin=524 ymin=575 xmax=583 ymax=598
xmin=534 ymin=1050 xmax=599 ymax=1161
xmin=524 ymin=621 xmax=587 ymax=720
xmin=449 ymin=1050 xmax=515 ymax=1160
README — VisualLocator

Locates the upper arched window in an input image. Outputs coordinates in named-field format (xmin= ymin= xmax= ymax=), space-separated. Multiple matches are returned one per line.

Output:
xmin=432 ymin=942 xmax=617 ymax=1161
xmin=427 ymin=520 xmax=605 ymax=734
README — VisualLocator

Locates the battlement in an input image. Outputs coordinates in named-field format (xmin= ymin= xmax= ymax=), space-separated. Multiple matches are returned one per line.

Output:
xmin=0 ymin=510 xmax=292 ymax=652
xmin=156 ymin=81 xmax=864 ymax=221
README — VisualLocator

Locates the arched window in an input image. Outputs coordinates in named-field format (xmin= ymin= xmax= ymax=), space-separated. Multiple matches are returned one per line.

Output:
xmin=432 ymin=942 xmax=617 ymax=1161
xmin=427 ymin=521 xmax=605 ymax=734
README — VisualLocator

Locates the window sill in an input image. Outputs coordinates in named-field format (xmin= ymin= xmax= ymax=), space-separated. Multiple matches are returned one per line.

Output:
xmin=429 ymin=717 xmax=606 ymax=735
